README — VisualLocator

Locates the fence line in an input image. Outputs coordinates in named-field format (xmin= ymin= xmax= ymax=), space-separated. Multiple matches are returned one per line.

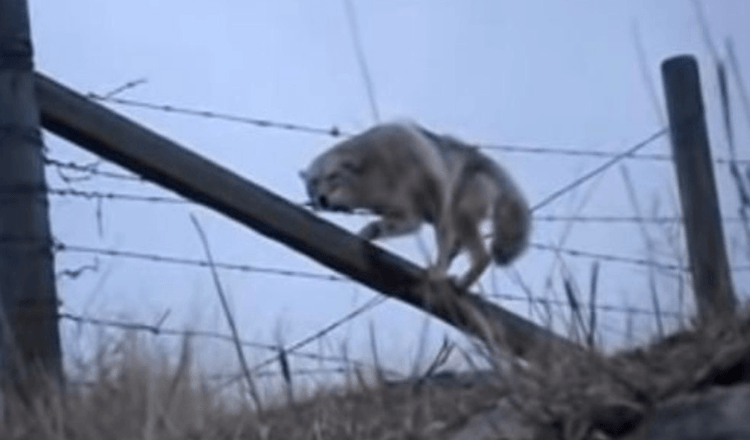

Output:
xmin=487 ymin=292 xmax=684 ymax=318
xmin=35 ymin=130 xmax=750 ymax=280
xmin=58 ymin=312 xmax=387 ymax=374
xmin=87 ymin=94 xmax=346 ymax=138
xmin=42 ymin=179 xmax=748 ymax=225
xmin=51 ymin=239 xmax=726 ymax=313
xmin=47 ymin=187 xmax=187 ymax=204
xmin=70 ymin=367 xmax=353 ymax=390
xmin=54 ymin=239 xmax=686 ymax=281
xmin=530 ymin=127 xmax=669 ymax=212
xmin=528 ymin=242 xmax=687 ymax=271
xmin=532 ymin=214 xmax=745 ymax=224
xmin=54 ymin=242 xmax=349 ymax=283
xmin=208 ymin=367 xmax=350 ymax=381
xmin=481 ymin=143 xmax=750 ymax=165
xmin=39 ymin=94 xmax=750 ymax=377
xmin=83 ymin=95 xmax=750 ymax=165
xmin=57 ymin=288 xmax=689 ymax=390
xmin=249 ymin=295 xmax=387 ymax=373
xmin=45 ymin=157 xmax=142 ymax=181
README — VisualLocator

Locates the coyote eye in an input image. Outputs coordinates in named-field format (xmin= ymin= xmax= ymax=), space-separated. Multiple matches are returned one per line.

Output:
xmin=341 ymin=160 xmax=362 ymax=174
xmin=325 ymin=172 xmax=342 ymax=184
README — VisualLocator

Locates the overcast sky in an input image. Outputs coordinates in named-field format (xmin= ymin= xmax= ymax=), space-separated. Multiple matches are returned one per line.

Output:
xmin=28 ymin=1 xmax=750 ymax=387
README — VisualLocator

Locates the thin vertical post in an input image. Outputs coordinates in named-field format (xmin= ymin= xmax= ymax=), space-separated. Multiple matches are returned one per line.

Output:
xmin=0 ymin=0 xmax=63 ymax=395
xmin=661 ymin=55 xmax=736 ymax=321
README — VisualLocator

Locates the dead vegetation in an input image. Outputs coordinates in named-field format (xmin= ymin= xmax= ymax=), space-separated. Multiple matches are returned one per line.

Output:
xmin=483 ymin=310 xmax=750 ymax=439
xmin=0 ymin=329 xmax=509 ymax=440
xmin=0 ymin=309 xmax=748 ymax=440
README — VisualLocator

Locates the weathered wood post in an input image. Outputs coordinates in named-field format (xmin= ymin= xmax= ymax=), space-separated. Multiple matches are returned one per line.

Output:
xmin=0 ymin=0 xmax=63 ymax=396
xmin=661 ymin=55 xmax=736 ymax=321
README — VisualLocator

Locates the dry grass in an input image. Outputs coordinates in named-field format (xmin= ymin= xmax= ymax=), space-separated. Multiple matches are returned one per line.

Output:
xmin=1 ymin=309 xmax=749 ymax=440
xmin=0 ymin=332 xmax=507 ymax=440
xmin=489 ymin=309 xmax=750 ymax=439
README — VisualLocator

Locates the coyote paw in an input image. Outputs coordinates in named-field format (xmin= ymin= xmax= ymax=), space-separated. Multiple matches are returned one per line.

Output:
xmin=455 ymin=276 xmax=475 ymax=291
xmin=358 ymin=223 xmax=382 ymax=240
xmin=424 ymin=267 xmax=464 ymax=293
xmin=425 ymin=266 xmax=446 ymax=282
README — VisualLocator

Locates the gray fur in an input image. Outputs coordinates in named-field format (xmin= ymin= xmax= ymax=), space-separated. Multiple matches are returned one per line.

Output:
xmin=301 ymin=122 xmax=531 ymax=289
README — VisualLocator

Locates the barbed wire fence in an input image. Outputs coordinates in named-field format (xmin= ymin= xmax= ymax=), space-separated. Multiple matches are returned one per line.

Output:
xmin=39 ymin=84 xmax=750 ymax=386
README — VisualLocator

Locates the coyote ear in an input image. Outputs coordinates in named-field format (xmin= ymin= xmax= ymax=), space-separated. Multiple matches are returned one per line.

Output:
xmin=298 ymin=170 xmax=309 ymax=181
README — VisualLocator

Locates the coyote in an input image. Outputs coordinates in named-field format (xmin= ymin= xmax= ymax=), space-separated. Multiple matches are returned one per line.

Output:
xmin=300 ymin=122 xmax=531 ymax=289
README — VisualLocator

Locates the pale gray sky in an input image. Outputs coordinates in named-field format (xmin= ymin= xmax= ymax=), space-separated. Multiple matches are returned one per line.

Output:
xmin=28 ymin=1 xmax=750 ymax=385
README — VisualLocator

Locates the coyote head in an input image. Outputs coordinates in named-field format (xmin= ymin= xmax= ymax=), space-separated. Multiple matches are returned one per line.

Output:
xmin=300 ymin=149 xmax=366 ymax=213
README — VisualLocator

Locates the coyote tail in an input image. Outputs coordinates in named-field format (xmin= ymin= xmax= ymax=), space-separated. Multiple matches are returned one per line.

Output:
xmin=490 ymin=191 xmax=531 ymax=265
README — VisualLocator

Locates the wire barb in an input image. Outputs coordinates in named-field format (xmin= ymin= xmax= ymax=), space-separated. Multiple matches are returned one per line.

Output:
xmin=88 ymin=94 xmax=346 ymax=138
xmin=54 ymin=242 xmax=349 ymax=282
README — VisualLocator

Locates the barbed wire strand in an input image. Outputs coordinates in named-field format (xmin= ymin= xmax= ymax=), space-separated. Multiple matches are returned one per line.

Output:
xmin=488 ymin=291 xmax=683 ymax=318
xmin=79 ymin=95 xmax=750 ymax=165
xmin=528 ymin=242 xmax=687 ymax=272
xmin=54 ymin=242 xmax=349 ymax=282
xmin=47 ymin=187 xmax=187 ymax=204
xmin=531 ymin=127 xmax=669 ymax=212
xmin=53 ymin=236 xmax=741 ymax=383
xmin=0 ymin=185 xmax=186 ymax=204
xmin=533 ymin=214 xmax=745 ymax=224
xmin=37 ymin=124 xmax=746 ymax=366
xmin=71 ymin=367 xmax=352 ymax=390
xmin=58 ymin=312 xmax=383 ymax=372
xmin=45 ymin=157 xmax=142 ymax=181
xmin=479 ymin=141 xmax=750 ymax=165
xmin=44 ymin=183 xmax=748 ymax=225
xmin=56 ymin=239 xmax=687 ymax=286
xmin=250 ymin=295 xmax=387 ymax=373
xmin=88 ymin=94 xmax=346 ymax=138
xmin=41 ymin=165 xmax=750 ymax=226
xmin=50 ymin=239 xmax=749 ymax=314
xmin=207 ymin=367 xmax=350 ymax=381
xmin=101 ymin=78 xmax=148 ymax=99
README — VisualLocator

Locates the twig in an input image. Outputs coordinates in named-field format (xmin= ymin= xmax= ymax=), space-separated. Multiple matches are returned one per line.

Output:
xmin=56 ymin=258 xmax=99 ymax=280
xmin=561 ymin=264 xmax=586 ymax=342
xmin=631 ymin=20 xmax=666 ymax=125
xmin=716 ymin=53 xmax=750 ymax=247
xmin=101 ymin=78 xmax=148 ymax=99
xmin=58 ymin=312 xmax=382 ymax=369
xmin=725 ymin=39 xmax=750 ymax=143
xmin=189 ymin=214 xmax=263 ymax=412
xmin=249 ymin=296 xmax=386 ymax=373
xmin=344 ymin=0 xmax=380 ymax=122
xmin=620 ymin=165 xmax=664 ymax=336
xmin=586 ymin=261 xmax=599 ymax=348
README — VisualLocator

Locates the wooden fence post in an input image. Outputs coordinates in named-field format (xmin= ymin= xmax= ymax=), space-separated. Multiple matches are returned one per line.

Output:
xmin=0 ymin=0 xmax=63 ymax=396
xmin=661 ymin=55 xmax=736 ymax=321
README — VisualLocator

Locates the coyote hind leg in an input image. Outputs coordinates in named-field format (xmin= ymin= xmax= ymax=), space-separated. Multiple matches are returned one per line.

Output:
xmin=428 ymin=219 xmax=461 ymax=283
xmin=455 ymin=217 xmax=491 ymax=290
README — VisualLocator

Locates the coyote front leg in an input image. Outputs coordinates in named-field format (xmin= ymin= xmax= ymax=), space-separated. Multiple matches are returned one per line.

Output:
xmin=427 ymin=219 xmax=461 ymax=284
xmin=358 ymin=215 xmax=422 ymax=241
